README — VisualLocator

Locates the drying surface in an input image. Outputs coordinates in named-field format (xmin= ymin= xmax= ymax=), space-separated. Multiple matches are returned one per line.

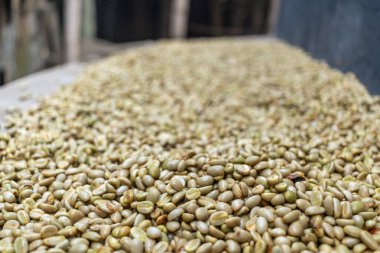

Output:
xmin=1 ymin=39 xmax=380 ymax=252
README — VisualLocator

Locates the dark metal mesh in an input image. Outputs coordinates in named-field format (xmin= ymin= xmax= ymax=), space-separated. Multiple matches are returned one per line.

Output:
xmin=96 ymin=0 xmax=170 ymax=43
xmin=188 ymin=0 xmax=270 ymax=37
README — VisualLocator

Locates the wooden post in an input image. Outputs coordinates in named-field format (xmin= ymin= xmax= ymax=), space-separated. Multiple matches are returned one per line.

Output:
xmin=267 ymin=0 xmax=281 ymax=34
xmin=65 ymin=0 xmax=82 ymax=62
xmin=0 ymin=0 xmax=4 ymax=85
xmin=170 ymin=0 xmax=190 ymax=39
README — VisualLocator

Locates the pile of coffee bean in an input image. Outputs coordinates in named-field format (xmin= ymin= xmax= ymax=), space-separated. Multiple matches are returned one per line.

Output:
xmin=1 ymin=39 xmax=380 ymax=253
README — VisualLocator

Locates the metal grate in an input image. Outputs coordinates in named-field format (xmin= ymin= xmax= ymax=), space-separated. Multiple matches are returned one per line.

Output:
xmin=96 ymin=0 xmax=171 ymax=43
xmin=188 ymin=0 xmax=271 ymax=37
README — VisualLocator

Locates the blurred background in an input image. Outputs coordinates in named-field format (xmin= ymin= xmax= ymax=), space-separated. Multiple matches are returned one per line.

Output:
xmin=0 ymin=0 xmax=379 ymax=93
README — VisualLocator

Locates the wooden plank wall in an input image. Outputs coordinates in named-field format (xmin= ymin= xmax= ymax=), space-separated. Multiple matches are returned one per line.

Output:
xmin=0 ymin=0 xmax=62 ymax=85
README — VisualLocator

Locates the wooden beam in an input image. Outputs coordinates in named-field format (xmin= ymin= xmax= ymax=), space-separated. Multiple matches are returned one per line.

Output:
xmin=0 ymin=0 xmax=4 ymax=85
xmin=267 ymin=0 xmax=281 ymax=34
xmin=170 ymin=0 xmax=190 ymax=38
xmin=65 ymin=0 xmax=82 ymax=62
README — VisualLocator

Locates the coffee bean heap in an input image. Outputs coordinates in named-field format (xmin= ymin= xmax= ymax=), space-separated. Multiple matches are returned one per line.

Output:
xmin=1 ymin=39 xmax=380 ymax=253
